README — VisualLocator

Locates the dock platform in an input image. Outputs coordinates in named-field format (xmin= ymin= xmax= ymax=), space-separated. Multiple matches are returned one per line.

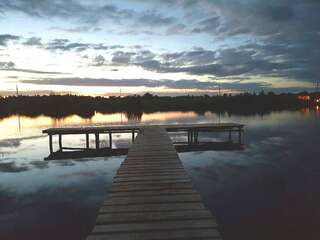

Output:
xmin=86 ymin=126 xmax=222 ymax=240
xmin=43 ymin=123 xmax=244 ymax=157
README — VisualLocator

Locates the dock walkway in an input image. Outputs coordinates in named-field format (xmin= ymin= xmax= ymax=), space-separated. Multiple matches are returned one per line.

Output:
xmin=86 ymin=126 xmax=222 ymax=240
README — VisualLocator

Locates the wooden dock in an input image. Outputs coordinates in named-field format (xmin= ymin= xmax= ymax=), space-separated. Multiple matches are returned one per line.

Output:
xmin=43 ymin=123 xmax=244 ymax=157
xmin=86 ymin=126 xmax=222 ymax=240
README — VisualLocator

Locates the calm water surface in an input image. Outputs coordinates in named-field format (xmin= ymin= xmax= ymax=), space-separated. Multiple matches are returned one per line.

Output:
xmin=0 ymin=110 xmax=319 ymax=240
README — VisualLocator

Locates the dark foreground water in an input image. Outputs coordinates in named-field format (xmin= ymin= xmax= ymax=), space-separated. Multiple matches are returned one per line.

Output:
xmin=0 ymin=110 xmax=319 ymax=240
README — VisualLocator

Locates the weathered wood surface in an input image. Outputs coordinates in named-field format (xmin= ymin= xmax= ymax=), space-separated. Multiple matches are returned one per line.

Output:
xmin=86 ymin=126 xmax=222 ymax=240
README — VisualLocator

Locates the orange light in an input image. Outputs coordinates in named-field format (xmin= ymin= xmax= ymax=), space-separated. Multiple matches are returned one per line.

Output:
xmin=297 ymin=95 xmax=310 ymax=101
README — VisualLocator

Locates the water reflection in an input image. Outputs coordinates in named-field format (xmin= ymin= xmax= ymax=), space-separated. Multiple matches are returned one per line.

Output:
xmin=0 ymin=109 xmax=319 ymax=240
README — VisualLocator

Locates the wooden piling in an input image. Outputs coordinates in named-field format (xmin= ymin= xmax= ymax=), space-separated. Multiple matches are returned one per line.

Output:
xmin=58 ymin=134 xmax=62 ymax=150
xmin=95 ymin=133 xmax=100 ymax=149
xmin=49 ymin=134 xmax=53 ymax=154
xmin=86 ymin=133 xmax=89 ymax=149
xmin=109 ymin=131 xmax=112 ymax=149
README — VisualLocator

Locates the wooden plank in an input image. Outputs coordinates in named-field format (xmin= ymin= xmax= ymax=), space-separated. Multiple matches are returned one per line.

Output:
xmin=92 ymin=219 xmax=218 ymax=233
xmin=122 ymin=158 xmax=180 ymax=163
xmin=117 ymin=167 xmax=186 ymax=173
xmin=96 ymin=209 xmax=214 ymax=224
xmin=99 ymin=202 xmax=206 ymax=213
xmin=113 ymin=175 xmax=189 ymax=183
xmin=117 ymin=166 xmax=184 ymax=171
xmin=103 ymin=194 xmax=202 ymax=206
xmin=111 ymin=182 xmax=194 ymax=192
xmin=87 ymin=228 xmax=221 ymax=240
xmin=114 ymin=172 xmax=188 ymax=178
xmin=112 ymin=179 xmax=192 ymax=187
xmin=109 ymin=189 xmax=196 ymax=197
xmin=120 ymin=163 xmax=183 ymax=168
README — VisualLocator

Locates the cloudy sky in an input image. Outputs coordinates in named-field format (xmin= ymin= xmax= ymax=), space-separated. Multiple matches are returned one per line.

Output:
xmin=0 ymin=0 xmax=319 ymax=96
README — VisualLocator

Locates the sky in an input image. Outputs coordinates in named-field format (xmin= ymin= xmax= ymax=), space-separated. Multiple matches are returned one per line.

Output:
xmin=0 ymin=0 xmax=320 ymax=96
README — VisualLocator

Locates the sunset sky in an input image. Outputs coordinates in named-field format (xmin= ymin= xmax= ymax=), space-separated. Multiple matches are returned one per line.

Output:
xmin=0 ymin=0 xmax=319 ymax=96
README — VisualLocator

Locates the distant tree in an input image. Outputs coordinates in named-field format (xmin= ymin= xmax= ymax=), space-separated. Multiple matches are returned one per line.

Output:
xmin=142 ymin=92 xmax=153 ymax=98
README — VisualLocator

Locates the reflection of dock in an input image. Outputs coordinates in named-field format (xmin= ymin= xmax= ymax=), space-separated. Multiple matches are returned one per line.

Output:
xmin=43 ymin=123 xmax=244 ymax=159
xmin=45 ymin=142 xmax=243 ymax=160
xmin=86 ymin=126 xmax=222 ymax=239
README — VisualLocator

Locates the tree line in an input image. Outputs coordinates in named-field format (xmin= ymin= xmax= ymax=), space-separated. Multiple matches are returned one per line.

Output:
xmin=0 ymin=91 xmax=317 ymax=119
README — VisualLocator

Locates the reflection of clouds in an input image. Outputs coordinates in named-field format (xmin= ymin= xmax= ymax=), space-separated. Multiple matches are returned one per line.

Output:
xmin=261 ymin=136 xmax=285 ymax=146
xmin=0 ymin=161 xmax=29 ymax=172
xmin=0 ymin=184 xmax=107 ymax=240
xmin=0 ymin=135 xmax=45 ymax=148
xmin=0 ymin=160 xmax=50 ymax=172
xmin=0 ymin=139 xmax=21 ymax=148
xmin=58 ymin=171 xmax=96 ymax=178
xmin=114 ymin=139 xmax=131 ymax=148
xmin=27 ymin=161 xmax=49 ymax=169
xmin=51 ymin=160 xmax=76 ymax=167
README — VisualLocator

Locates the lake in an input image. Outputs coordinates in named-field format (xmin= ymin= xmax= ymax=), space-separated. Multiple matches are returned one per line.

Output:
xmin=0 ymin=109 xmax=319 ymax=240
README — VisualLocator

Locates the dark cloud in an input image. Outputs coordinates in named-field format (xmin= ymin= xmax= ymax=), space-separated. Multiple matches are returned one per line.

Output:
xmin=50 ymin=26 xmax=92 ymax=33
xmin=166 ymin=23 xmax=188 ymax=35
xmin=45 ymin=39 xmax=125 ymax=52
xmin=192 ymin=17 xmax=220 ymax=34
xmin=46 ymin=39 xmax=91 ymax=52
xmin=131 ymin=47 xmax=290 ymax=78
xmin=1 ymin=0 xmax=320 ymax=87
xmin=141 ymin=0 xmax=320 ymax=83
xmin=161 ymin=49 xmax=216 ymax=66
xmin=136 ymin=11 xmax=175 ymax=26
xmin=133 ymin=50 xmax=156 ymax=62
xmin=0 ymin=0 xmax=177 ymax=31
xmin=0 ymin=60 xmax=68 ymax=74
xmin=92 ymin=44 xmax=124 ymax=50
xmin=1 ymin=68 xmax=68 ymax=75
xmin=21 ymin=77 xmax=270 ymax=92
xmin=91 ymin=55 xmax=105 ymax=66
xmin=112 ymin=51 xmax=136 ymax=64
xmin=0 ymin=61 xmax=15 ymax=69
xmin=23 ymin=37 xmax=42 ymax=46
xmin=0 ymin=34 xmax=20 ymax=46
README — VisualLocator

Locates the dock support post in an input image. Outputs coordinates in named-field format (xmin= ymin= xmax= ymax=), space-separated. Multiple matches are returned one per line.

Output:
xmin=238 ymin=128 xmax=242 ymax=144
xmin=49 ymin=134 xmax=53 ymax=154
xmin=228 ymin=130 xmax=232 ymax=143
xmin=86 ymin=133 xmax=89 ymax=149
xmin=95 ymin=133 xmax=100 ymax=149
xmin=109 ymin=131 xmax=112 ymax=149
xmin=187 ymin=131 xmax=190 ymax=144
xmin=194 ymin=130 xmax=199 ymax=145
xmin=132 ymin=130 xmax=135 ymax=143
xmin=191 ymin=130 xmax=194 ymax=145
xmin=58 ymin=134 xmax=62 ymax=151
